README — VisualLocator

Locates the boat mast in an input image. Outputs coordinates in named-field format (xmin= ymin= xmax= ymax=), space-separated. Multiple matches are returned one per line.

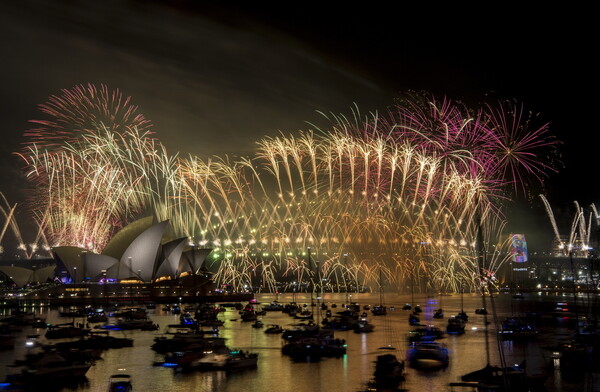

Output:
xmin=379 ymin=267 xmax=384 ymax=306
xmin=476 ymin=214 xmax=491 ymax=367
xmin=476 ymin=198 xmax=509 ymax=391
xmin=308 ymin=246 xmax=316 ymax=322
xmin=411 ymin=274 xmax=415 ymax=306
xmin=344 ymin=253 xmax=349 ymax=306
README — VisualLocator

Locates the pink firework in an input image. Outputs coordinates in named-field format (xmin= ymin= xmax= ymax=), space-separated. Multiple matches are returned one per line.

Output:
xmin=484 ymin=101 xmax=559 ymax=195
xmin=344 ymin=91 xmax=558 ymax=199
xmin=23 ymin=83 xmax=152 ymax=151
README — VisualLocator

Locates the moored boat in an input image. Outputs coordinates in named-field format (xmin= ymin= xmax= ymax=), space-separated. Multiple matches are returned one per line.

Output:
xmin=461 ymin=361 xmax=547 ymax=392
xmin=447 ymin=317 xmax=466 ymax=334
xmin=264 ymin=324 xmax=284 ymax=334
xmin=408 ymin=313 xmax=420 ymax=326
xmin=191 ymin=349 xmax=258 ymax=370
xmin=497 ymin=317 xmax=537 ymax=340
xmin=360 ymin=353 xmax=406 ymax=391
xmin=45 ymin=323 xmax=90 ymax=339
xmin=407 ymin=342 xmax=449 ymax=370
xmin=407 ymin=325 xmax=444 ymax=342
xmin=281 ymin=336 xmax=347 ymax=360
xmin=353 ymin=319 xmax=375 ymax=333
xmin=7 ymin=351 xmax=92 ymax=386
xmin=262 ymin=302 xmax=284 ymax=311
xmin=108 ymin=374 xmax=132 ymax=392
xmin=371 ymin=305 xmax=387 ymax=316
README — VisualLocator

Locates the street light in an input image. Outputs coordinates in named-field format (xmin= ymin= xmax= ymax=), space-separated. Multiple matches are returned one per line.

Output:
xmin=73 ymin=267 xmax=77 ymax=284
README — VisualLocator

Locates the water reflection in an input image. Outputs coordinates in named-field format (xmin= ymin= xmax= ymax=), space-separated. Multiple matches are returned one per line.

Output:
xmin=0 ymin=292 xmax=593 ymax=391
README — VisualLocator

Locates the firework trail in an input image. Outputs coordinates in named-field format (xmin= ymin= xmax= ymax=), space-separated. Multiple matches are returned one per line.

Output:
xmin=0 ymin=193 xmax=51 ymax=258
xmin=540 ymin=195 xmax=600 ymax=257
xmin=15 ymin=86 xmax=558 ymax=292
xmin=24 ymin=83 xmax=152 ymax=151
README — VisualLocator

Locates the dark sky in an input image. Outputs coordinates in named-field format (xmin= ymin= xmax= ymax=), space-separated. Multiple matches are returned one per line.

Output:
xmin=0 ymin=1 xmax=595 ymax=252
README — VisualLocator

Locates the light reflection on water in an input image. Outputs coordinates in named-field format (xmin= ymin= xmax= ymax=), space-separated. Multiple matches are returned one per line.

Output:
xmin=0 ymin=292 xmax=590 ymax=391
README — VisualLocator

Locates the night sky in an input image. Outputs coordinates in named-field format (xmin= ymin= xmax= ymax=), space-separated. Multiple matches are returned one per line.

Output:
xmin=0 ymin=1 xmax=596 ymax=252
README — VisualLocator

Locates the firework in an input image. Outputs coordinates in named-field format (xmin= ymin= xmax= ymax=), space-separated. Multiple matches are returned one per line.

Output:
xmin=540 ymin=195 xmax=596 ymax=257
xmin=24 ymin=83 xmax=152 ymax=151
xmin=15 ymin=86 xmax=558 ymax=292
xmin=0 ymin=193 xmax=50 ymax=258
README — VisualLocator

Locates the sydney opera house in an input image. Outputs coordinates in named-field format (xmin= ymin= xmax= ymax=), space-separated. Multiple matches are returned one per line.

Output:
xmin=0 ymin=217 xmax=224 ymax=304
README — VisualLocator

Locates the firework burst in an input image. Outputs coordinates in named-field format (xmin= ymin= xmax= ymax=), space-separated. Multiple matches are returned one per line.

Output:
xmin=15 ymin=86 xmax=558 ymax=292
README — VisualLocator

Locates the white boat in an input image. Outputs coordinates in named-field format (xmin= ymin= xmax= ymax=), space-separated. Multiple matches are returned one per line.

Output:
xmin=192 ymin=349 xmax=258 ymax=370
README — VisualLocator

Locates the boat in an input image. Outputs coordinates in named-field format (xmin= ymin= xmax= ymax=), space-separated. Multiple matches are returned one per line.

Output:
xmin=353 ymin=319 xmax=375 ymax=333
xmin=281 ymin=322 xmax=331 ymax=341
xmin=324 ymin=310 xmax=359 ymax=331
xmin=407 ymin=342 xmax=449 ymax=370
xmin=111 ymin=308 xmax=147 ymax=320
xmin=433 ymin=308 xmax=444 ymax=319
xmin=240 ymin=310 xmax=258 ymax=321
xmin=151 ymin=332 xmax=227 ymax=355
xmin=293 ymin=310 xmax=313 ymax=320
xmin=282 ymin=303 xmax=300 ymax=314
xmin=497 ymin=317 xmax=537 ymax=340
xmin=158 ymin=349 xmax=207 ymax=368
xmin=455 ymin=311 xmax=469 ymax=322
xmin=59 ymin=308 xmax=89 ymax=318
xmin=448 ymin=381 xmax=503 ymax=391
xmin=407 ymin=325 xmax=444 ymax=342
xmin=199 ymin=318 xmax=224 ymax=327
xmin=553 ymin=341 xmax=594 ymax=370
xmin=53 ymin=333 xmax=133 ymax=350
xmin=9 ymin=351 xmax=93 ymax=383
xmin=461 ymin=361 xmax=547 ymax=391
xmin=264 ymin=324 xmax=284 ymax=334
xmin=371 ymin=267 xmax=387 ymax=316
xmin=108 ymin=374 xmax=132 ymax=392
xmin=179 ymin=313 xmax=198 ymax=327
xmin=371 ymin=305 xmax=387 ymax=316
xmin=252 ymin=320 xmax=264 ymax=328
xmin=103 ymin=319 xmax=158 ymax=331
xmin=262 ymin=302 xmax=284 ymax=311
xmin=281 ymin=335 xmax=347 ymax=360
xmin=475 ymin=308 xmax=488 ymax=315
xmin=192 ymin=349 xmax=258 ymax=370
xmin=45 ymin=322 xmax=90 ymax=339
xmin=447 ymin=317 xmax=466 ymax=334
xmin=87 ymin=312 xmax=108 ymax=323
xmin=408 ymin=313 xmax=420 ymax=326
xmin=456 ymin=287 xmax=469 ymax=322
xmin=360 ymin=353 xmax=406 ymax=391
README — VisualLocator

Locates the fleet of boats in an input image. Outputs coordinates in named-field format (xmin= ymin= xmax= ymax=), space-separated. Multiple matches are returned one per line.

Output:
xmin=0 ymin=292 xmax=597 ymax=391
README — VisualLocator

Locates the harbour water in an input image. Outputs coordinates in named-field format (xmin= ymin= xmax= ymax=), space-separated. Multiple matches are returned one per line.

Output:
xmin=1 ymin=291 xmax=595 ymax=391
